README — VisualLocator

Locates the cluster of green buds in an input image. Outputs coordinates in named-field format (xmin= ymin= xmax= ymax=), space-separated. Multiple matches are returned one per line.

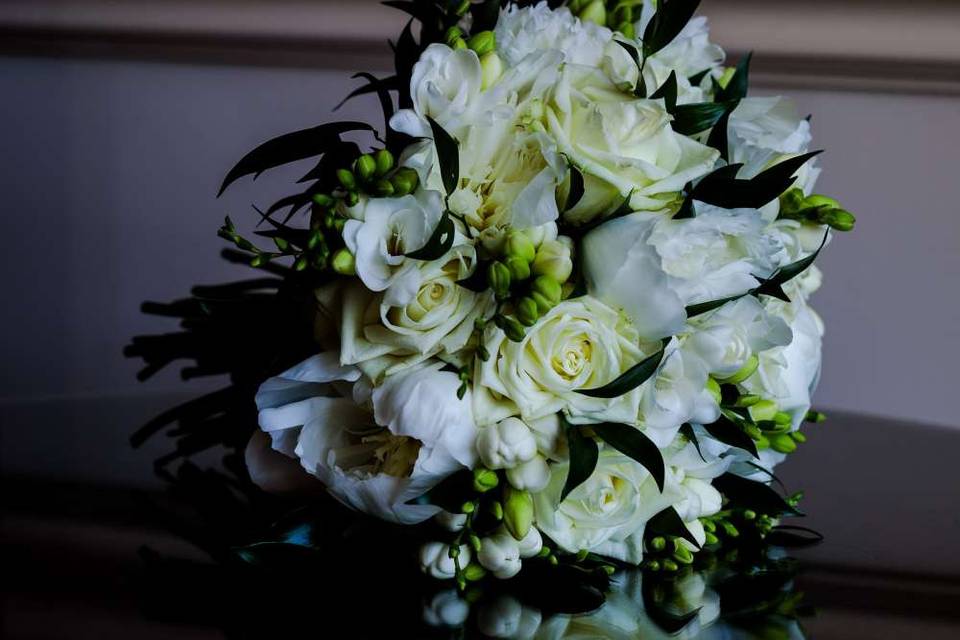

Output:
xmin=485 ymin=230 xmax=572 ymax=342
xmin=779 ymin=188 xmax=856 ymax=232
xmin=445 ymin=27 xmax=503 ymax=89
xmin=334 ymin=148 xmax=419 ymax=202
xmin=218 ymin=212 xmax=351 ymax=274
xmin=567 ymin=0 xmax=637 ymax=37
xmin=642 ymin=533 xmax=697 ymax=573
xmin=702 ymin=490 xmax=803 ymax=547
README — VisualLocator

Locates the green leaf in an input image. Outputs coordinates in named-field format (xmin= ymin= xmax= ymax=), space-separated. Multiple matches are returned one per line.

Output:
xmin=765 ymin=525 xmax=824 ymax=548
xmin=713 ymin=473 xmax=803 ymax=517
xmin=687 ymin=151 xmax=822 ymax=210
xmin=406 ymin=212 xmax=455 ymax=260
xmin=703 ymin=416 xmax=759 ymax=458
xmin=614 ymin=40 xmax=646 ymax=97
xmin=218 ymin=121 xmax=375 ymax=196
xmin=753 ymin=231 xmax=828 ymax=298
xmin=647 ymin=506 xmax=701 ymax=549
xmin=643 ymin=0 xmax=702 ymax=55
xmin=684 ymin=292 xmax=745 ymax=318
xmin=592 ymin=423 xmax=665 ymax=491
xmin=706 ymin=107 xmax=734 ymax=161
xmin=650 ymin=71 xmax=678 ymax=112
xmin=426 ymin=116 xmax=459 ymax=196
xmin=577 ymin=338 xmax=670 ymax=398
xmin=672 ymin=101 xmax=734 ymax=136
xmin=565 ymin=164 xmax=585 ymax=212
xmin=688 ymin=68 xmax=711 ymax=86
xmin=679 ymin=423 xmax=707 ymax=462
xmin=562 ymin=423 xmax=599 ymax=501
xmin=715 ymin=52 xmax=752 ymax=102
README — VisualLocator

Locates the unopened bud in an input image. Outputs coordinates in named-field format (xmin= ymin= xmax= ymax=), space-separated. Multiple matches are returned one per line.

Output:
xmin=354 ymin=154 xmax=377 ymax=182
xmin=770 ymin=433 xmax=798 ymax=454
xmin=805 ymin=410 xmax=827 ymax=423
xmin=505 ymin=230 xmax=536 ymax=263
xmin=480 ymin=52 xmax=504 ymax=90
xmin=488 ymin=261 xmax=512 ymax=298
xmin=718 ymin=354 xmax=759 ymax=384
xmin=467 ymin=30 xmax=496 ymax=57
xmin=791 ymin=431 xmax=807 ymax=443
xmin=773 ymin=411 xmax=793 ymax=426
xmin=662 ymin=559 xmax=678 ymax=572
xmin=706 ymin=377 xmax=722 ymax=404
xmin=463 ymin=563 xmax=486 ymax=581
xmin=734 ymin=394 xmax=761 ymax=407
xmin=516 ymin=297 xmax=540 ymax=327
xmin=530 ymin=292 xmax=555 ymax=315
xmin=336 ymin=168 xmax=356 ymax=190
xmin=617 ymin=22 xmax=635 ymax=39
xmin=444 ymin=26 xmax=464 ymax=48
xmin=495 ymin=315 xmax=526 ymax=342
xmin=532 ymin=239 xmax=573 ymax=283
xmin=704 ymin=532 xmax=719 ymax=545
xmin=331 ymin=248 xmax=356 ymax=276
xmin=489 ymin=500 xmax=503 ymax=521
xmin=749 ymin=399 xmax=778 ymax=423
xmin=344 ymin=191 xmax=359 ymax=207
xmin=820 ymin=208 xmax=856 ymax=231
xmin=503 ymin=487 xmax=533 ymax=541
xmin=473 ymin=468 xmax=499 ymax=493
xmin=373 ymin=148 xmax=395 ymax=176
xmin=531 ymin=276 xmax=562 ymax=306
xmin=373 ymin=179 xmax=395 ymax=197
xmin=312 ymin=193 xmax=334 ymax=207
xmin=505 ymin=255 xmax=531 ymax=281
xmin=718 ymin=66 xmax=736 ymax=90
xmin=804 ymin=194 xmax=842 ymax=210
xmin=779 ymin=187 xmax=805 ymax=214
xmin=578 ymin=0 xmax=606 ymax=26
xmin=390 ymin=167 xmax=419 ymax=196
xmin=650 ymin=536 xmax=666 ymax=552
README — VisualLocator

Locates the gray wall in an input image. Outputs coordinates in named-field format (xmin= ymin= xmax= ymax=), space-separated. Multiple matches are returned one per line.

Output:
xmin=1 ymin=54 xmax=959 ymax=485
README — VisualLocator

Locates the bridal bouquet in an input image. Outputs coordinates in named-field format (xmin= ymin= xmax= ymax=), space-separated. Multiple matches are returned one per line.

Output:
xmin=132 ymin=0 xmax=854 ymax=591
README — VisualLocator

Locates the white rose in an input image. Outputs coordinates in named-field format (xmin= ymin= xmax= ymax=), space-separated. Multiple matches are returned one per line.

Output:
xmin=477 ymin=530 xmax=523 ymax=579
xmin=254 ymin=355 xmax=476 ymax=524
xmin=420 ymin=542 xmax=471 ymax=580
xmin=547 ymin=65 xmax=718 ymax=215
xmin=475 ymin=296 xmax=652 ymax=427
xmin=506 ymin=455 xmax=551 ymax=493
xmin=331 ymin=244 xmax=493 ymax=378
xmin=342 ymin=189 xmax=446 ymax=307
xmin=476 ymin=417 xmax=538 ymax=469
xmin=410 ymin=43 xmax=482 ymax=128
xmin=685 ymin=297 xmax=792 ymax=378
xmin=533 ymin=450 xmax=683 ymax=564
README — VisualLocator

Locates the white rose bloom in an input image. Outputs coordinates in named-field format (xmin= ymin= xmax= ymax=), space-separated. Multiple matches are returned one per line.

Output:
xmin=330 ymin=244 xmax=493 ymax=379
xmin=254 ymin=354 xmax=477 ymax=524
xmin=534 ymin=450 xmax=683 ymax=564
xmin=685 ymin=297 xmax=792 ymax=378
xmin=743 ymin=300 xmax=824 ymax=429
xmin=475 ymin=296 xmax=653 ymax=427
xmin=477 ymin=530 xmax=523 ymax=579
xmin=411 ymin=43 xmax=482 ymax=128
xmin=476 ymin=417 xmax=538 ymax=470
xmin=506 ymin=455 xmax=551 ymax=493
xmin=342 ymin=189 xmax=447 ymax=307
xmin=547 ymin=65 xmax=718 ymax=214
xmin=420 ymin=542 xmax=471 ymax=580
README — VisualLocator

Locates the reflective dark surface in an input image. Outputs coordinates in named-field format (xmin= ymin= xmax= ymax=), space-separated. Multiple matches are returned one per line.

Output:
xmin=3 ymin=411 xmax=960 ymax=639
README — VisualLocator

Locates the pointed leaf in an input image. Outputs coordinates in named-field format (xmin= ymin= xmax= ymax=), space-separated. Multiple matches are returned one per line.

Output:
xmin=218 ymin=121 xmax=374 ymax=196
xmin=765 ymin=525 xmax=824 ymax=548
xmin=713 ymin=473 xmax=803 ymax=517
xmin=470 ymin=0 xmax=502 ymax=33
xmin=706 ymin=106 xmax=734 ymax=160
xmin=565 ymin=164 xmax=585 ymax=212
xmin=755 ymin=231 xmax=828 ymax=293
xmin=405 ymin=213 xmax=455 ymax=260
xmin=643 ymin=0 xmax=702 ymax=55
xmin=715 ymin=52 xmax=752 ymax=102
xmin=614 ymin=40 xmax=646 ymax=97
xmin=688 ymin=68 xmax=711 ymax=86
xmin=672 ymin=101 xmax=733 ymax=135
xmin=593 ymin=423 xmax=665 ymax=491
xmin=679 ymin=423 xmax=707 ymax=463
xmin=562 ymin=425 xmax=599 ymax=501
xmin=703 ymin=416 xmax=759 ymax=458
xmin=685 ymin=292 xmax=745 ymax=318
xmin=425 ymin=116 xmax=459 ymax=196
xmin=651 ymin=70 xmax=678 ymax=112
xmin=690 ymin=152 xmax=821 ymax=209
xmin=577 ymin=338 xmax=669 ymax=398
xmin=647 ymin=506 xmax=701 ymax=549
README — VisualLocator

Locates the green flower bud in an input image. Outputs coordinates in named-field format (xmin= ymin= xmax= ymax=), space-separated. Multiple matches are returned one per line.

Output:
xmin=662 ymin=559 xmax=679 ymax=572
xmin=743 ymin=509 xmax=757 ymax=521
xmin=770 ymin=432 xmax=798 ymax=454
xmin=532 ymin=239 xmax=573 ymax=283
xmin=578 ymin=0 xmax=606 ymax=26
xmin=820 ymin=208 xmax=856 ymax=232
xmin=530 ymin=292 xmax=555 ymax=315
xmin=673 ymin=543 xmax=694 ymax=565
xmin=273 ymin=236 xmax=289 ymax=252
xmin=373 ymin=179 xmax=395 ymax=197
xmin=721 ymin=521 xmax=740 ymax=538
xmin=331 ymin=248 xmax=356 ymax=276
xmin=734 ymin=394 xmax=761 ymax=407
xmin=645 ymin=559 xmax=661 ymax=571
xmin=344 ymin=191 xmax=359 ymax=207
xmin=749 ymin=399 xmax=778 ymax=423
xmin=516 ymin=296 xmax=540 ymax=327
xmin=444 ymin=26 xmax=464 ymax=48
xmin=706 ymin=377 xmax=722 ymax=404
xmin=576 ymin=549 xmax=589 ymax=562
xmin=373 ymin=148 xmax=395 ymax=176
xmin=489 ymin=500 xmax=504 ymax=521
xmin=779 ymin=187 xmax=805 ymax=214
xmin=505 ymin=255 xmax=531 ymax=281
xmin=496 ymin=315 xmax=526 ymax=342
xmin=467 ymin=30 xmax=496 ymax=57
xmin=463 ymin=563 xmax=486 ymax=581
xmin=488 ymin=261 xmax=512 ymax=298
xmin=453 ymin=0 xmax=470 ymax=17
xmin=461 ymin=501 xmax=476 ymax=514
xmin=756 ymin=434 xmax=770 ymax=450
xmin=650 ymin=536 xmax=666 ymax=552
xmin=473 ymin=468 xmax=499 ymax=493
xmin=531 ymin=275 xmax=562 ymax=306
xmin=480 ymin=51 xmax=504 ymax=90
xmin=744 ymin=422 xmax=762 ymax=440
xmin=336 ymin=168 xmax=356 ymax=190
xmin=505 ymin=230 xmax=536 ymax=263
xmin=773 ymin=411 xmax=793 ymax=426
xmin=805 ymin=410 xmax=827 ymax=423
xmin=704 ymin=531 xmax=719 ymax=545
xmin=294 ymin=255 xmax=309 ymax=271
xmin=503 ymin=487 xmax=533 ymax=541
xmin=617 ymin=21 xmax=635 ymax=39
xmin=803 ymin=194 xmax=842 ymax=210
xmin=468 ymin=534 xmax=482 ymax=553
xmin=718 ymin=66 xmax=736 ymax=89
xmin=390 ymin=167 xmax=419 ymax=196
xmin=354 ymin=154 xmax=377 ymax=182
xmin=312 ymin=193 xmax=335 ymax=207
xmin=791 ymin=431 xmax=807 ymax=443
xmin=702 ymin=520 xmax=716 ymax=533
xmin=717 ymin=354 xmax=759 ymax=384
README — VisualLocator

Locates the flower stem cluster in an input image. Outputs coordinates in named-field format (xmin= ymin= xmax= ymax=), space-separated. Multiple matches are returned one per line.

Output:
xmin=336 ymin=148 xmax=419 ymax=201
xmin=779 ymin=188 xmax=856 ymax=232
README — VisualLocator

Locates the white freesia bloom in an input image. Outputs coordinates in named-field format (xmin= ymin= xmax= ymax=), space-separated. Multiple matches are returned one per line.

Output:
xmin=534 ymin=450 xmax=683 ymax=564
xmin=478 ymin=529 xmax=523 ymax=579
xmin=342 ymin=189 xmax=446 ymax=307
xmin=254 ymin=354 xmax=476 ymax=524
xmin=476 ymin=417 xmax=538 ymax=470
xmin=639 ymin=345 xmax=719 ymax=447
xmin=420 ymin=542 xmax=471 ymax=580
xmin=506 ymin=455 xmax=551 ymax=493
xmin=475 ymin=296 xmax=654 ymax=426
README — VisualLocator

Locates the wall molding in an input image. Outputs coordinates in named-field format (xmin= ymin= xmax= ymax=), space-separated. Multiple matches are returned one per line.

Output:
xmin=2 ymin=0 xmax=959 ymax=94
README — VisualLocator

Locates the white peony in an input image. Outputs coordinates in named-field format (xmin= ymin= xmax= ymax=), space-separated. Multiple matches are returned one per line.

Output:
xmin=254 ymin=354 xmax=477 ymax=524
xmin=474 ymin=296 xmax=655 ymax=427
xmin=342 ymin=189 xmax=447 ymax=307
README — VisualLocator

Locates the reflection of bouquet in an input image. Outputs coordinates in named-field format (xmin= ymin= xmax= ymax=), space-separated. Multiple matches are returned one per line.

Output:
xmin=130 ymin=0 xmax=851 ymax=589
